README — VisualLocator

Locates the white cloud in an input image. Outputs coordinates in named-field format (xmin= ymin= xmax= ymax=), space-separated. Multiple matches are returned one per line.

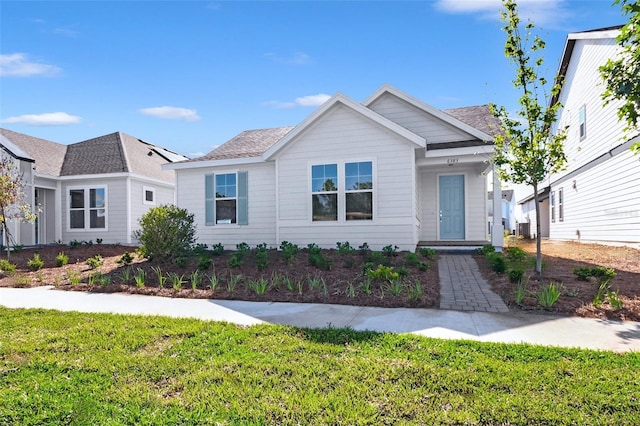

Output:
xmin=139 ymin=106 xmax=201 ymax=122
xmin=264 ymin=93 xmax=331 ymax=109
xmin=0 ymin=53 xmax=61 ymax=77
xmin=53 ymin=27 xmax=77 ymax=37
xmin=1 ymin=112 xmax=81 ymax=126
xmin=264 ymin=51 xmax=312 ymax=65
xmin=434 ymin=0 xmax=569 ymax=28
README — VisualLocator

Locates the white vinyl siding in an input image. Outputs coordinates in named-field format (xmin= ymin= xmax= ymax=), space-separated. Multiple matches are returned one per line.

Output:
xmin=130 ymin=179 xmax=175 ymax=244
xmin=367 ymin=94 xmax=473 ymax=144
xmin=175 ymin=163 xmax=276 ymax=247
xmin=275 ymin=103 xmax=417 ymax=251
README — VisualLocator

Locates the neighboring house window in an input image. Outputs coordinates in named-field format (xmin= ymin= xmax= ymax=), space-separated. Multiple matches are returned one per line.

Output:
xmin=312 ymin=164 xmax=338 ymax=221
xmin=550 ymin=191 xmax=556 ymax=223
xmin=345 ymin=161 xmax=373 ymax=220
xmin=579 ymin=105 xmax=586 ymax=140
xmin=204 ymin=172 xmax=248 ymax=226
xmin=558 ymin=188 xmax=564 ymax=222
xmin=143 ymin=186 xmax=155 ymax=205
xmin=69 ymin=187 xmax=107 ymax=230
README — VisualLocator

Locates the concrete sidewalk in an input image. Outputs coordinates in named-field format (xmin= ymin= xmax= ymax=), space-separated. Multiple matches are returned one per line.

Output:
xmin=1 ymin=286 xmax=638 ymax=352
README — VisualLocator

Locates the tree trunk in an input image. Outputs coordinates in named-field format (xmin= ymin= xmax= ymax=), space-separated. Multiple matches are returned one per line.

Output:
xmin=533 ymin=182 xmax=542 ymax=275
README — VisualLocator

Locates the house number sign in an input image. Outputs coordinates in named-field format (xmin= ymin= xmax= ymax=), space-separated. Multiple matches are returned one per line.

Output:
xmin=447 ymin=158 xmax=459 ymax=164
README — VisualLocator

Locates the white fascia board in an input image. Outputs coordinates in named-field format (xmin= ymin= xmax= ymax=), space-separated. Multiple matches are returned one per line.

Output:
xmin=0 ymin=135 xmax=35 ymax=161
xmin=262 ymin=93 xmax=425 ymax=160
xmin=425 ymin=145 xmax=495 ymax=159
xmin=162 ymin=156 xmax=265 ymax=171
xmin=568 ymin=29 xmax=620 ymax=40
xmin=363 ymin=84 xmax=494 ymax=142
xmin=56 ymin=172 xmax=173 ymax=187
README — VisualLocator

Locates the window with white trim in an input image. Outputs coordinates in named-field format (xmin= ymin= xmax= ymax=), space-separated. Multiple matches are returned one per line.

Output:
xmin=311 ymin=164 xmax=338 ymax=221
xmin=579 ymin=105 xmax=586 ymax=140
xmin=143 ymin=186 xmax=155 ymax=205
xmin=204 ymin=171 xmax=248 ymax=226
xmin=345 ymin=161 xmax=373 ymax=220
xmin=550 ymin=191 xmax=556 ymax=223
xmin=558 ymin=187 xmax=564 ymax=222
xmin=69 ymin=187 xmax=107 ymax=230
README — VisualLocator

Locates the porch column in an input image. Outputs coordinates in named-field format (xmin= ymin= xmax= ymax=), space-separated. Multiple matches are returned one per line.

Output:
xmin=491 ymin=166 xmax=504 ymax=251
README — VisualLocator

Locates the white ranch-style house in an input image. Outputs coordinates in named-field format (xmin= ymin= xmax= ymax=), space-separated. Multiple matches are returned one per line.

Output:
xmin=0 ymin=129 xmax=187 ymax=247
xmin=166 ymin=85 xmax=505 ymax=251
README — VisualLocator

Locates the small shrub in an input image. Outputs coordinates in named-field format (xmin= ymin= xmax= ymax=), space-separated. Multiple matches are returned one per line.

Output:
xmin=396 ymin=266 xmax=410 ymax=277
xmin=360 ymin=278 xmax=373 ymax=295
xmin=197 ymin=255 xmax=212 ymax=270
xmin=55 ymin=252 xmax=69 ymax=267
xmin=307 ymin=275 xmax=325 ymax=291
xmin=368 ymin=251 xmax=391 ymax=267
xmin=486 ymin=252 xmax=506 ymax=273
xmin=66 ymin=270 xmax=81 ymax=286
xmin=366 ymin=264 xmax=399 ymax=283
xmin=358 ymin=242 xmax=371 ymax=256
xmin=336 ymin=241 xmax=356 ymax=255
xmin=27 ymin=253 xmax=44 ymax=271
xmin=208 ymin=274 xmax=219 ymax=292
xmin=228 ymin=253 xmax=243 ymax=268
xmin=280 ymin=241 xmax=299 ymax=262
xmin=116 ymin=252 xmax=134 ymax=266
xmin=211 ymin=243 xmax=225 ymax=256
xmin=255 ymin=249 xmax=268 ymax=270
xmin=607 ymin=291 xmax=623 ymax=311
xmin=69 ymin=240 xmax=82 ymax=248
xmin=308 ymin=245 xmax=332 ymax=270
xmin=227 ymin=273 xmax=243 ymax=292
xmin=404 ymin=252 xmax=420 ymax=267
xmin=417 ymin=261 xmax=431 ymax=271
xmin=96 ymin=238 xmax=103 ymax=244
xmin=591 ymin=266 xmax=617 ymax=281
xmin=407 ymin=279 xmax=424 ymax=302
xmin=12 ymin=244 xmax=23 ymax=252
xmin=133 ymin=204 xmax=196 ymax=262
xmin=573 ymin=267 xmax=592 ymax=281
xmin=478 ymin=244 xmax=495 ymax=255
xmin=121 ymin=267 xmax=132 ymax=284
xmin=386 ymin=278 xmax=404 ymax=296
xmin=536 ymin=282 xmax=561 ymax=309
xmin=345 ymin=282 xmax=356 ymax=298
xmin=382 ymin=244 xmax=399 ymax=257
xmin=507 ymin=268 xmax=525 ymax=284
xmin=86 ymin=255 xmax=104 ymax=270
xmin=504 ymin=246 xmax=527 ymax=262
xmin=0 ymin=259 xmax=17 ymax=275
xmin=174 ymin=257 xmax=187 ymax=268
xmin=418 ymin=247 xmax=437 ymax=260
xmin=236 ymin=242 xmax=251 ymax=255
xmin=514 ymin=275 xmax=528 ymax=305
xmin=191 ymin=243 xmax=208 ymax=256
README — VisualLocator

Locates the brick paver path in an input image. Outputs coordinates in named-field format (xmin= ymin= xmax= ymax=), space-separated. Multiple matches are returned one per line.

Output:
xmin=438 ymin=254 xmax=509 ymax=313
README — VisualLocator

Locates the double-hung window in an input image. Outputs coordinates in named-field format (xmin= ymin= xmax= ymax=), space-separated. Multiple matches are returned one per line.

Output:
xmin=558 ymin=188 xmax=564 ymax=222
xmin=311 ymin=161 xmax=373 ymax=222
xmin=550 ymin=191 xmax=556 ymax=223
xmin=69 ymin=187 xmax=107 ymax=230
xmin=311 ymin=164 xmax=338 ymax=221
xmin=345 ymin=161 xmax=373 ymax=220
xmin=204 ymin=171 xmax=248 ymax=225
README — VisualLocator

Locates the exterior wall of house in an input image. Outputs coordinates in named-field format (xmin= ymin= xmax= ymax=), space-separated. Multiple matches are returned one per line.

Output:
xmin=367 ymin=94 xmax=471 ymax=144
xmin=129 ymin=178 xmax=177 ymax=243
xmin=275 ymin=103 xmax=417 ymax=251
xmin=175 ymin=162 xmax=277 ymax=248
xmin=60 ymin=177 xmax=129 ymax=244
xmin=418 ymin=167 xmax=487 ymax=242
xmin=549 ymin=36 xmax=640 ymax=247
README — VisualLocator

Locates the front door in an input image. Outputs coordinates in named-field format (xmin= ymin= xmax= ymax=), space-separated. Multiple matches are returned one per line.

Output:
xmin=439 ymin=174 xmax=465 ymax=240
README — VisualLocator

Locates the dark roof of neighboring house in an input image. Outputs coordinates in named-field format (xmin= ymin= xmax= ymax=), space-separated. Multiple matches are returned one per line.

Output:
xmin=0 ymin=128 xmax=186 ymax=181
xmin=61 ymin=132 xmax=186 ymax=181
xmin=488 ymin=189 xmax=514 ymax=202
xmin=191 ymin=126 xmax=296 ymax=162
xmin=0 ymin=128 xmax=67 ymax=176
xmin=444 ymin=105 xmax=503 ymax=138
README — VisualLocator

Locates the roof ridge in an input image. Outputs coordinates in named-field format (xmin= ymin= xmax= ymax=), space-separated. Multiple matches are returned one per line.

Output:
xmin=116 ymin=131 xmax=131 ymax=173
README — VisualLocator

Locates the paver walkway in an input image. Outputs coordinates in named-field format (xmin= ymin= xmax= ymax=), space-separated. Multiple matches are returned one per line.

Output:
xmin=438 ymin=254 xmax=509 ymax=313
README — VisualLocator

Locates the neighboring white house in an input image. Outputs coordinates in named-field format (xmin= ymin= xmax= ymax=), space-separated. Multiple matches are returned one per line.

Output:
xmin=0 ymin=129 xmax=187 ymax=246
xmin=488 ymin=189 xmax=515 ymax=236
xmin=537 ymin=26 xmax=640 ymax=248
xmin=165 ymin=85 xmax=504 ymax=251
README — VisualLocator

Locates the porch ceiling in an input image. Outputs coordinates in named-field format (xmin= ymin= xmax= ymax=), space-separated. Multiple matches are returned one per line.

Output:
xmin=415 ymin=145 xmax=494 ymax=175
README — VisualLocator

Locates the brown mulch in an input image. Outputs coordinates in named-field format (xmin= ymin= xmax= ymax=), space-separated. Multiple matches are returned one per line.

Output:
xmin=0 ymin=244 xmax=439 ymax=309
xmin=477 ymin=239 xmax=640 ymax=322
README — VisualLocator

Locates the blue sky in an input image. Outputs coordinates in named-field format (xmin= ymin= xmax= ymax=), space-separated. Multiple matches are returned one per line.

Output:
xmin=0 ymin=1 xmax=625 ymax=157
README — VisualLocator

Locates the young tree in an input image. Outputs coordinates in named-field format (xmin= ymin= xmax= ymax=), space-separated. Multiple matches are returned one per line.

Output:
xmin=600 ymin=0 xmax=640 ymax=153
xmin=490 ymin=0 xmax=568 ymax=274
xmin=0 ymin=155 xmax=36 ymax=258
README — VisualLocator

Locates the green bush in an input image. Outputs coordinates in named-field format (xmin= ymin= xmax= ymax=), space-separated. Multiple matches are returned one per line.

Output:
xmin=133 ymin=205 xmax=196 ymax=262
xmin=55 ymin=252 xmax=69 ymax=267
xmin=486 ymin=252 xmax=507 ymax=273
xmin=478 ymin=244 xmax=495 ymax=255
xmin=27 ymin=253 xmax=44 ymax=271
xmin=0 ymin=258 xmax=17 ymax=275
xmin=197 ymin=255 xmax=212 ymax=270
xmin=504 ymin=246 xmax=527 ymax=262
xmin=211 ymin=243 xmax=225 ymax=256
xmin=418 ymin=247 xmax=437 ymax=259
xmin=366 ymin=264 xmax=399 ymax=283
xmin=507 ymin=267 xmax=525 ymax=283
xmin=116 ymin=252 xmax=134 ymax=266
xmin=86 ymin=255 xmax=104 ymax=269
xmin=536 ymin=282 xmax=561 ymax=309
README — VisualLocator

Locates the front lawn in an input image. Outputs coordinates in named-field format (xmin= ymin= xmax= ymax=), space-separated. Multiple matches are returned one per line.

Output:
xmin=1 ymin=308 xmax=638 ymax=425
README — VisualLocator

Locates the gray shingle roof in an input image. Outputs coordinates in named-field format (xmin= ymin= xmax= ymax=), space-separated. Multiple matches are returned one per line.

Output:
xmin=444 ymin=105 xmax=503 ymax=138
xmin=188 ymin=126 xmax=295 ymax=162
xmin=0 ymin=128 xmax=67 ymax=176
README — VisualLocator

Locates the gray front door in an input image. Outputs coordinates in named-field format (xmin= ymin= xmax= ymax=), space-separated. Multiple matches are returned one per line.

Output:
xmin=439 ymin=174 xmax=465 ymax=239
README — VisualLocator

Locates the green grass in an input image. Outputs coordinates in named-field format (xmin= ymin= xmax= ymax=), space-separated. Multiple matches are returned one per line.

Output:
xmin=1 ymin=308 xmax=638 ymax=425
